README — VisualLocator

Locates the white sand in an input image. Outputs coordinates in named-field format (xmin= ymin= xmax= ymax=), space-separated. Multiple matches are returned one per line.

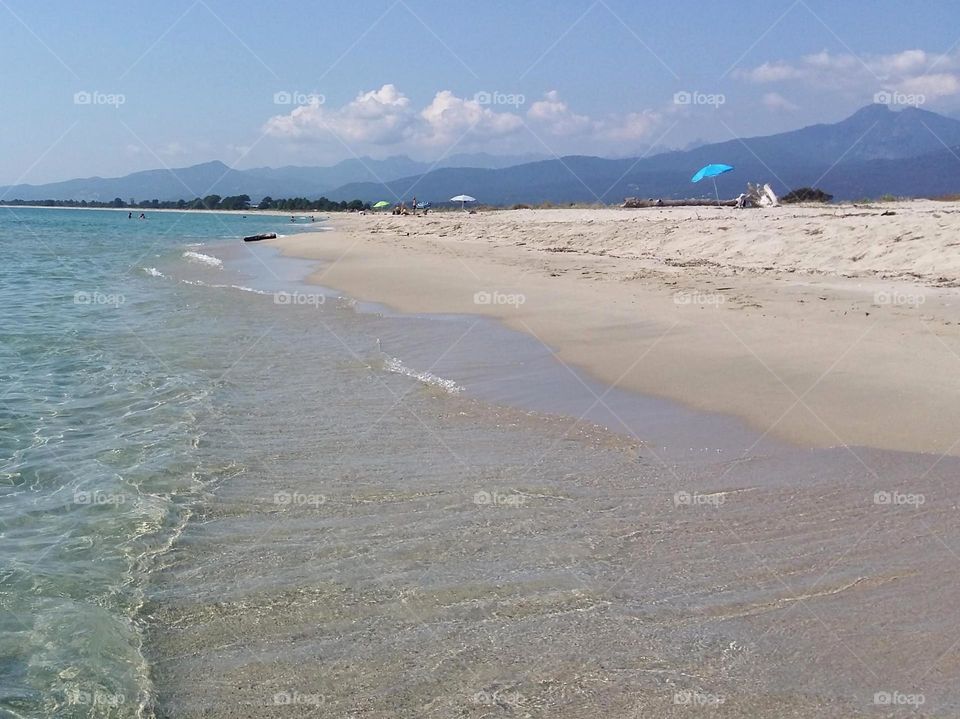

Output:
xmin=273 ymin=201 xmax=960 ymax=455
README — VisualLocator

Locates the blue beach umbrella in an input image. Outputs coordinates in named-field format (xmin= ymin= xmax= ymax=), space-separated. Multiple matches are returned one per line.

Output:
xmin=691 ymin=164 xmax=735 ymax=206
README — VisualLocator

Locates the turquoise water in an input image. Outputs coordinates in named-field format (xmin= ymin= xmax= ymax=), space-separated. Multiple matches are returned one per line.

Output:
xmin=0 ymin=208 xmax=310 ymax=718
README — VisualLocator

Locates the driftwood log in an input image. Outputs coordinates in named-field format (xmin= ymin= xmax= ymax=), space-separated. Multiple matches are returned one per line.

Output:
xmin=621 ymin=197 xmax=737 ymax=208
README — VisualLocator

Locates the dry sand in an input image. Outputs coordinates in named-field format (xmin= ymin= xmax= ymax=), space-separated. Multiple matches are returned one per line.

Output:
xmin=271 ymin=202 xmax=960 ymax=455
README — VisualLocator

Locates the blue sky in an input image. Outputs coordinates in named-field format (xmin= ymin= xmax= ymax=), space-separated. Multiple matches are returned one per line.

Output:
xmin=2 ymin=0 xmax=959 ymax=184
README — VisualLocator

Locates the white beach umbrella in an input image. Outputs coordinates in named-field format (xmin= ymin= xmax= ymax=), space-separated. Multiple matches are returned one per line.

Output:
xmin=449 ymin=194 xmax=477 ymax=210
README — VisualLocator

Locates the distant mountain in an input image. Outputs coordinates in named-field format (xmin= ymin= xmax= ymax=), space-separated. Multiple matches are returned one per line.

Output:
xmin=3 ymin=106 xmax=959 ymax=204
xmin=324 ymin=105 xmax=960 ymax=203
xmin=441 ymin=152 xmax=549 ymax=169
xmin=0 ymin=161 xmax=246 ymax=204
xmin=692 ymin=104 xmax=960 ymax=166
xmin=0 ymin=152 xmax=548 ymax=202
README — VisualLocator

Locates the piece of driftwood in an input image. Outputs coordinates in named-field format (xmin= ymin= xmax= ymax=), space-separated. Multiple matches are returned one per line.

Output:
xmin=743 ymin=183 xmax=780 ymax=208
xmin=622 ymin=197 xmax=737 ymax=208
xmin=243 ymin=232 xmax=278 ymax=242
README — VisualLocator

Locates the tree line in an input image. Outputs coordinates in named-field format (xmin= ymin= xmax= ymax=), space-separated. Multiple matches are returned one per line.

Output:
xmin=0 ymin=195 xmax=371 ymax=211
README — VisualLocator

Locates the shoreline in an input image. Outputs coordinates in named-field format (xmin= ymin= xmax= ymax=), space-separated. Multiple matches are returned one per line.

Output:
xmin=0 ymin=204 xmax=316 ymax=217
xmin=269 ymin=203 xmax=960 ymax=456
xmin=146 ymin=232 xmax=960 ymax=717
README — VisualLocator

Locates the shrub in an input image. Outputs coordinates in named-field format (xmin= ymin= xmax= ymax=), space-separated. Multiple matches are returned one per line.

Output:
xmin=782 ymin=187 xmax=834 ymax=204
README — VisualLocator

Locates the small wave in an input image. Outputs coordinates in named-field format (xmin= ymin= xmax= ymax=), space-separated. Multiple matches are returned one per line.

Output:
xmin=179 ymin=278 xmax=269 ymax=295
xmin=143 ymin=267 xmax=164 ymax=278
xmin=383 ymin=356 xmax=463 ymax=394
xmin=182 ymin=251 xmax=223 ymax=268
xmin=222 ymin=284 xmax=270 ymax=295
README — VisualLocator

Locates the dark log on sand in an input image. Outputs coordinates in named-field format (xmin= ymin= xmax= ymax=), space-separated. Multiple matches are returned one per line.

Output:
xmin=622 ymin=197 xmax=737 ymax=208
xmin=243 ymin=232 xmax=278 ymax=242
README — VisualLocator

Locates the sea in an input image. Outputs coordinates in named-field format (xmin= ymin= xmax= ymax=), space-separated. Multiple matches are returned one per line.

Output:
xmin=1 ymin=207 xmax=957 ymax=718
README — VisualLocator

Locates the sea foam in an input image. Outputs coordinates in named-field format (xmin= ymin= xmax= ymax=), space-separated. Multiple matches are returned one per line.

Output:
xmin=182 ymin=251 xmax=223 ymax=268
xmin=383 ymin=356 xmax=463 ymax=394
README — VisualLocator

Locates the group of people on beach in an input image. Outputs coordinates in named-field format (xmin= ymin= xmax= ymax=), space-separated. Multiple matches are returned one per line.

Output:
xmin=392 ymin=196 xmax=428 ymax=216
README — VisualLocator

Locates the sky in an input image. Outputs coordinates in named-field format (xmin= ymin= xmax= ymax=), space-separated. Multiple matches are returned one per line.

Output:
xmin=2 ymin=0 xmax=960 ymax=185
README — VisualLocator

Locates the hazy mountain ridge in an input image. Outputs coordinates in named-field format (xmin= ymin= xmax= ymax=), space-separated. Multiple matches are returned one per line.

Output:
xmin=324 ymin=105 xmax=960 ymax=203
xmin=3 ymin=105 xmax=959 ymax=203
xmin=0 ymin=152 xmax=548 ymax=202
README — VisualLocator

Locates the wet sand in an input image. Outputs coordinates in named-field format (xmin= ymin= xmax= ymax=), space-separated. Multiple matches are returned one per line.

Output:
xmin=142 ymin=236 xmax=960 ymax=718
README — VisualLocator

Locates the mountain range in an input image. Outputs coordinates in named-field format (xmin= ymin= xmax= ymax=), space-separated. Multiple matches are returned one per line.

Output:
xmin=0 ymin=153 xmax=547 ymax=204
xmin=3 ymin=105 xmax=959 ymax=204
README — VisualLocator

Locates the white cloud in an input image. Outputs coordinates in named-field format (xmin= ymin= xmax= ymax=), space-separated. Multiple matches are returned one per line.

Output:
xmin=265 ymin=86 xmax=662 ymax=153
xmin=740 ymin=61 xmax=803 ymax=83
xmin=526 ymin=90 xmax=661 ymax=143
xmin=898 ymin=73 xmax=960 ymax=99
xmin=736 ymin=48 xmax=960 ymax=101
xmin=418 ymin=91 xmax=523 ymax=145
xmin=527 ymin=90 xmax=592 ymax=136
xmin=264 ymin=84 xmax=415 ymax=145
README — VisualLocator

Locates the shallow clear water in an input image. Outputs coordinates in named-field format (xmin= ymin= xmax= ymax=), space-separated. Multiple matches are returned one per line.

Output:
xmin=0 ymin=208 xmax=313 ymax=717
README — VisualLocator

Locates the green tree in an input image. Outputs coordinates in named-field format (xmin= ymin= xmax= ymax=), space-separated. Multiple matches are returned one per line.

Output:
xmin=220 ymin=194 xmax=251 ymax=210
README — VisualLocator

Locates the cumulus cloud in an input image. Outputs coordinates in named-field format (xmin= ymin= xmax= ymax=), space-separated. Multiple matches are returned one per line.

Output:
xmin=527 ymin=90 xmax=592 ymax=136
xmin=419 ymin=90 xmax=523 ymax=145
xmin=740 ymin=61 xmax=803 ymax=84
xmin=526 ymin=90 xmax=661 ymax=143
xmin=265 ymin=85 xmax=662 ymax=152
xmin=736 ymin=49 xmax=960 ymax=101
xmin=264 ymin=84 xmax=414 ymax=144
xmin=898 ymin=73 xmax=960 ymax=99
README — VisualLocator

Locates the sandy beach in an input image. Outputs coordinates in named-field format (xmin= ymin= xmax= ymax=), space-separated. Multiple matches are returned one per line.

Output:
xmin=141 ymin=207 xmax=960 ymax=717
xmin=272 ymin=202 xmax=960 ymax=456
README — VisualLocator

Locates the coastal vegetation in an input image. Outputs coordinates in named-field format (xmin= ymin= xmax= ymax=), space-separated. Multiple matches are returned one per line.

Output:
xmin=0 ymin=195 xmax=371 ymax=211
xmin=782 ymin=187 xmax=834 ymax=204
